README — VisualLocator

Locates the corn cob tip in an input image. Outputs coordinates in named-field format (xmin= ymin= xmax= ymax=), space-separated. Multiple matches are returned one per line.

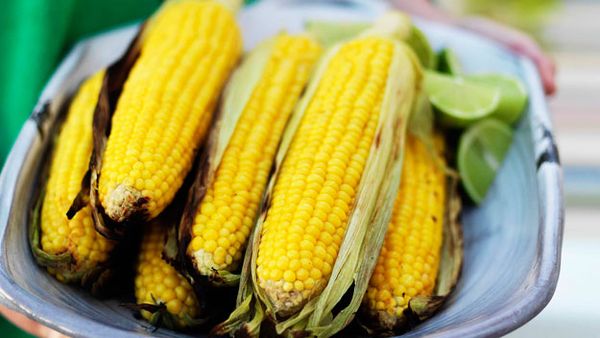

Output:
xmin=367 ymin=11 xmax=412 ymax=41
xmin=365 ymin=309 xmax=400 ymax=333
xmin=260 ymin=279 xmax=323 ymax=317
xmin=189 ymin=249 xmax=234 ymax=276
xmin=104 ymin=184 xmax=148 ymax=222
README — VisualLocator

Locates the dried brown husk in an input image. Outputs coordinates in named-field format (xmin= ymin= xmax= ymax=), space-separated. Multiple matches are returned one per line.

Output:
xmin=123 ymin=160 xmax=215 ymax=330
xmin=124 ymin=219 xmax=209 ymax=331
xmin=215 ymin=15 xmax=423 ymax=337
xmin=29 ymin=94 xmax=133 ymax=295
xmin=67 ymin=25 xmax=144 ymax=240
xmin=69 ymin=0 xmax=245 ymax=241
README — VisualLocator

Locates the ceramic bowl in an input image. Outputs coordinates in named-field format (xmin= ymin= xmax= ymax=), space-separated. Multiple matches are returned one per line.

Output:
xmin=0 ymin=1 xmax=564 ymax=337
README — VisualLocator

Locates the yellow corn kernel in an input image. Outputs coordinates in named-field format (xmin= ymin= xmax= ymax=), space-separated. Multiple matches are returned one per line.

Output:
xmin=99 ymin=0 xmax=242 ymax=222
xmin=135 ymin=222 xmax=200 ymax=328
xmin=365 ymin=135 xmax=445 ymax=318
xmin=40 ymin=71 xmax=115 ymax=280
xmin=256 ymin=36 xmax=394 ymax=315
xmin=188 ymin=35 xmax=322 ymax=276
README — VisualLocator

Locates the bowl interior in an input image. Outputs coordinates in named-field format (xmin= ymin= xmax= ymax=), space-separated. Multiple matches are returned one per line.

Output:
xmin=0 ymin=1 xmax=560 ymax=337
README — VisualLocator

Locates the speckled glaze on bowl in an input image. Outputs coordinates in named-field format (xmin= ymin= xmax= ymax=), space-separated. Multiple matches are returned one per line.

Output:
xmin=0 ymin=1 xmax=563 ymax=337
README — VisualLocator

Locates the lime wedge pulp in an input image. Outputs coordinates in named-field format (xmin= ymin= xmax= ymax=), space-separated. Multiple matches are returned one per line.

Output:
xmin=437 ymin=47 xmax=462 ymax=75
xmin=458 ymin=119 xmax=513 ymax=204
xmin=424 ymin=71 xmax=501 ymax=128
xmin=468 ymin=74 xmax=529 ymax=125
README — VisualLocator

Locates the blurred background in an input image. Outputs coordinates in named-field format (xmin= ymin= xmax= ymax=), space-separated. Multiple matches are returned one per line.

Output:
xmin=443 ymin=1 xmax=600 ymax=335
xmin=441 ymin=0 xmax=600 ymax=336
xmin=0 ymin=0 xmax=598 ymax=336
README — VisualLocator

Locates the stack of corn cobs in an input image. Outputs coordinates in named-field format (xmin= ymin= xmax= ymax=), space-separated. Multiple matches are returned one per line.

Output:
xmin=30 ymin=0 xmax=463 ymax=336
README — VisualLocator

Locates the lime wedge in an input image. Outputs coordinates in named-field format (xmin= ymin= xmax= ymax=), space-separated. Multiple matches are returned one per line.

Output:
xmin=424 ymin=71 xmax=501 ymax=128
xmin=437 ymin=47 xmax=462 ymax=75
xmin=467 ymin=74 xmax=529 ymax=125
xmin=458 ymin=119 xmax=513 ymax=204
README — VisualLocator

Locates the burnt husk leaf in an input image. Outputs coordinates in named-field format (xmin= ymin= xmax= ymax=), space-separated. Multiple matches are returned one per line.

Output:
xmin=68 ymin=24 xmax=145 ymax=240
xmin=30 ymin=152 xmax=139 ymax=296
xmin=31 ymin=27 xmax=146 ymax=295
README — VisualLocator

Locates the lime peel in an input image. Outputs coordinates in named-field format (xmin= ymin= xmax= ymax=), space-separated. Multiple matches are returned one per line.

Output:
xmin=458 ymin=118 xmax=513 ymax=204
xmin=425 ymin=71 xmax=501 ymax=128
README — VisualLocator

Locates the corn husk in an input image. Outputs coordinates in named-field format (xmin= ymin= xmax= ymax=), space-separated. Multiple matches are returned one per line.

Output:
xmin=66 ymin=26 xmax=144 ymax=240
xmin=29 ymin=80 xmax=134 ymax=295
xmin=306 ymin=11 xmax=436 ymax=69
xmin=214 ymin=14 xmax=423 ymax=338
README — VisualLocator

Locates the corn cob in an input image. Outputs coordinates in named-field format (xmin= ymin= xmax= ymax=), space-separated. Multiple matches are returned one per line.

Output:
xmin=98 ymin=0 xmax=242 ymax=223
xmin=186 ymin=34 xmax=322 ymax=280
xmin=364 ymin=135 xmax=445 ymax=329
xmin=135 ymin=221 xmax=201 ymax=329
xmin=36 ymin=70 xmax=115 ymax=283
xmin=255 ymin=36 xmax=400 ymax=316
xmin=217 ymin=12 xmax=422 ymax=337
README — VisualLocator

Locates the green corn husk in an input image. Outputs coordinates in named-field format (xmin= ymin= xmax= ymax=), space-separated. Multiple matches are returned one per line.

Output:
xmin=214 ymin=13 xmax=423 ymax=338
xmin=305 ymin=20 xmax=371 ymax=48
xmin=306 ymin=11 xmax=436 ymax=69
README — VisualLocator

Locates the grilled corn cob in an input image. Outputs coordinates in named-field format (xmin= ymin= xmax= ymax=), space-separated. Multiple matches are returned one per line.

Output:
xmin=218 ymin=12 xmax=423 ymax=338
xmin=135 ymin=221 xmax=201 ymax=329
xmin=364 ymin=135 xmax=445 ymax=329
xmin=255 ymin=36 xmax=399 ymax=316
xmin=186 ymin=34 xmax=322 ymax=280
xmin=98 ymin=0 xmax=242 ymax=223
xmin=35 ymin=70 xmax=115 ymax=284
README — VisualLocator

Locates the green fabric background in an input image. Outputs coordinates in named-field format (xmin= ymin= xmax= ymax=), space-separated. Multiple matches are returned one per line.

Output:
xmin=0 ymin=0 xmax=258 ymax=165
xmin=0 ymin=0 xmax=163 ymax=166
xmin=0 ymin=0 xmax=253 ymax=334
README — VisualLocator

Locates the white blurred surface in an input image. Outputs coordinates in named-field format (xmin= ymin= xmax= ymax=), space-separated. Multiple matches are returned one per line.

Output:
xmin=507 ymin=209 xmax=600 ymax=338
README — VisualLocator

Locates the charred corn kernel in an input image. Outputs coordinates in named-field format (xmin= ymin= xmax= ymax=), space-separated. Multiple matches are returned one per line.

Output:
xmin=99 ymin=0 xmax=242 ymax=222
xmin=256 ymin=37 xmax=394 ymax=315
xmin=135 ymin=222 xmax=200 ymax=328
xmin=365 ymin=135 xmax=445 ymax=318
xmin=40 ymin=71 xmax=114 ymax=281
xmin=188 ymin=35 xmax=322 ymax=276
